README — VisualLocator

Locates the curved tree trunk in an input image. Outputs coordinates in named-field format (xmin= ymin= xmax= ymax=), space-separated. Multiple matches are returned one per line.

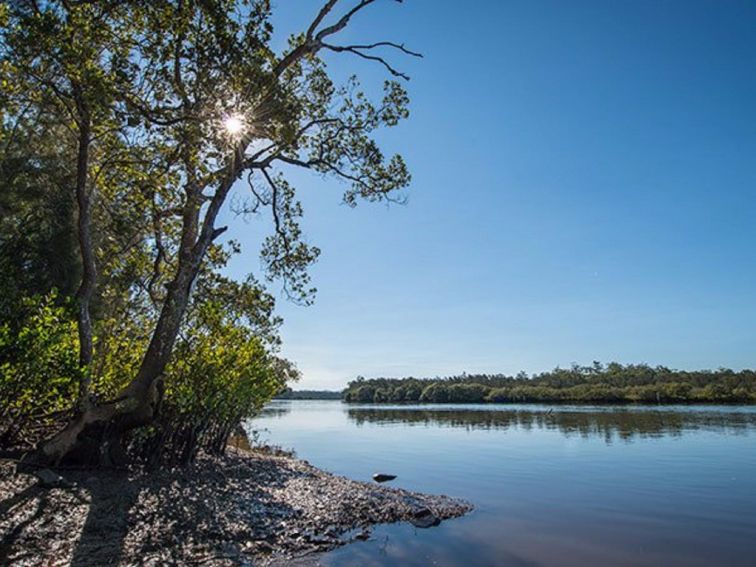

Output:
xmin=22 ymin=259 xmax=198 ymax=467
xmin=22 ymin=170 xmax=235 ymax=468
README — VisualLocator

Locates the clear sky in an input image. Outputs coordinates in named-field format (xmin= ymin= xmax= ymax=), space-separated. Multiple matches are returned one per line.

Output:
xmin=224 ymin=0 xmax=756 ymax=390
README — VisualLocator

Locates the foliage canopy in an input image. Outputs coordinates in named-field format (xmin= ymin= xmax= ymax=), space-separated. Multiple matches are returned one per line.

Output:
xmin=0 ymin=0 xmax=416 ymax=465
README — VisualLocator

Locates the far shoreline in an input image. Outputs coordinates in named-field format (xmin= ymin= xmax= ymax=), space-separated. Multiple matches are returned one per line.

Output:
xmin=276 ymin=396 xmax=756 ymax=406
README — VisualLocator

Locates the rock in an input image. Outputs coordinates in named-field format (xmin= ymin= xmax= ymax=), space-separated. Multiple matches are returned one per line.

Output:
xmin=354 ymin=529 xmax=371 ymax=541
xmin=409 ymin=507 xmax=440 ymax=529
xmin=256 ymin=541 xmax=273 ymax=553
xmin=372 ymin=473 xmax=397 ymax=483
xmin=34 ymin=468 xmax=68 ymax=488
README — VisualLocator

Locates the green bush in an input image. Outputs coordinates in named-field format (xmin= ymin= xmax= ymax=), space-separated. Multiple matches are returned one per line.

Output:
xmin=0 ymin=294 xmax=82 ymax=444
xmin=139 ymin=301 xmax=292 ymax=463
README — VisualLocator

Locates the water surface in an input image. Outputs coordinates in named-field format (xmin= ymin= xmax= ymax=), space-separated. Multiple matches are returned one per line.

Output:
xmin=249 ymin=401 xmax=756 ymax=566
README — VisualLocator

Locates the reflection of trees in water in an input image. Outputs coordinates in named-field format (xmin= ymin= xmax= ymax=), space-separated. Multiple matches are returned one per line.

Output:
xmin=257 ymin=405 xmax=291 ymax=418
xmin=347 ymin=408 xmax=756 ymax=443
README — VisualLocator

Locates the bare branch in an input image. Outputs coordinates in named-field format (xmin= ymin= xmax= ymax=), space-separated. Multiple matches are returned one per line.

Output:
xmin=246 ymin=171 xmax=270 ymax=213
xmin=322 ymin=42 xmax=416 ymax=80
xmin=339 ymin=41 xmax=422 ymax=58
xmin=260 ymin=168 xmax=287 ymax=245
xmin=306 ymin=0 xmax=340 ymax=39
xmin=315 ymin=0 xmax=377 ymax=41
xmin=211 ymin=226 xmax=228 ymax=240
xmin=273 ymin=0 xmax=389 ymax=77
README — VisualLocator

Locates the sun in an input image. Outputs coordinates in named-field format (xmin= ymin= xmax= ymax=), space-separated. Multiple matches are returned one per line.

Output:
xmin=223 ymin=114 xmax=245 ymax=136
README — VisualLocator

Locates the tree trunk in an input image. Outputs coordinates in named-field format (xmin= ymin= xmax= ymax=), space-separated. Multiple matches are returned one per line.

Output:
xmin=73 ymin=113 xmax=96 ymax=409
xmin=22 ymin=150 xmax=238 ymax=469
xmin=21 ymin=201 xmax=219 ymax=467
xmin=21 ymin=257 xmax=200 ymax=467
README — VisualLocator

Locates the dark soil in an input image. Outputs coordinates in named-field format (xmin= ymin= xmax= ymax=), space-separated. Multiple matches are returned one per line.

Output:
xmin=0 ymin=448 xmax=472 ymax=566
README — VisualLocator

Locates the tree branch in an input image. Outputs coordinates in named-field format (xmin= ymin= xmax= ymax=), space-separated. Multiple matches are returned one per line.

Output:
xmin=322 ymin=41 xmax=420 ymax=80
xmin=315 ymin=0 xmax=377 ymax=41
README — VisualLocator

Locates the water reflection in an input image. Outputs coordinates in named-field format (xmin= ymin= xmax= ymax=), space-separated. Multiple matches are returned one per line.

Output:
xmin=257 ymin=405 xmax=291 ymax=419
xmin=255 ymin=401 xmax=756 ymax=567
xmin=346 ymin=406 xmax=756 ymax=443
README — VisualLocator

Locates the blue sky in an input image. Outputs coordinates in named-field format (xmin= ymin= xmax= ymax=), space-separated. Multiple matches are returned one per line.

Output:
xmin=225 ymin=0 xmax=756 ymax=389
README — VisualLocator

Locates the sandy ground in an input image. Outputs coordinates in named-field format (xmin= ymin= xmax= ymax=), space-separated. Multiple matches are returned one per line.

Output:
xmin=0 ymin=449 xmax=471 ymax=566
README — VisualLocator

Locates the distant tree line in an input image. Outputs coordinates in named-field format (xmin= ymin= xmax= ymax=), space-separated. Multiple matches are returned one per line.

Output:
xmin=275 ymin=389 xmax=342 ymax=400
xmin=342 ymin=363 xmax=756 ymax=404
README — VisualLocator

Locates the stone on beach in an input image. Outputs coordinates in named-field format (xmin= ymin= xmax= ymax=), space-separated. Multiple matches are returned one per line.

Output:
xmin=409 ymin=507 xmax=441 ymax=528
xmin=372 ymin=473 xmax=397 ymax=483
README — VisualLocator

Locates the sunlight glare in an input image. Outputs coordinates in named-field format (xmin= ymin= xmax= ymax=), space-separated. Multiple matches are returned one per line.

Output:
xmin=223 ymin=114 xmax=245 ymax=136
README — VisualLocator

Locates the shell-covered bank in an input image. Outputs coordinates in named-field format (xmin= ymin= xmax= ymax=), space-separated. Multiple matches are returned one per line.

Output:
xmin=0 ymin=449 xmax=472 ymax=566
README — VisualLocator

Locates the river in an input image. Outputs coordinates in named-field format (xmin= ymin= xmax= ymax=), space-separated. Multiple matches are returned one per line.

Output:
xmin=249 ymin=400 xmax=756 ymax=566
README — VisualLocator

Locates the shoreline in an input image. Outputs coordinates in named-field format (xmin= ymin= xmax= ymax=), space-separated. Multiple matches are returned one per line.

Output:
xmin=0 ymin=449 xmax=472 ymax=566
